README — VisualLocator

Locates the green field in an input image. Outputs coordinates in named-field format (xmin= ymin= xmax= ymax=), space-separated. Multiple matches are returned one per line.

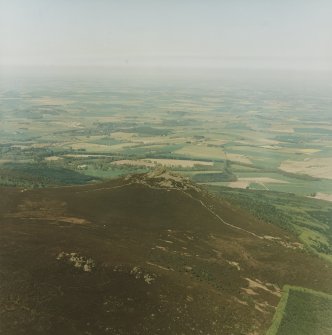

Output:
xmin=1 ymin=76 xmax=331 ymax=199
xmin=267 ymin=286 xmax=332 ymax=335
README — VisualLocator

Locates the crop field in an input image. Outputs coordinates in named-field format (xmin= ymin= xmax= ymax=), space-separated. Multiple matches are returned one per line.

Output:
xmin=279 ymin=157 xmax=332 ymax=180
xmin=0 ymin=75 xmax=331 ymax=201
xmin=267 ymin=286 xmax=332 ymax=335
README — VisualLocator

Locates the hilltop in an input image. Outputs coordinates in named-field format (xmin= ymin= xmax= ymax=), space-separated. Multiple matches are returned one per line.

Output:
xmin=1 ymin=172 xmax=331 ymax=335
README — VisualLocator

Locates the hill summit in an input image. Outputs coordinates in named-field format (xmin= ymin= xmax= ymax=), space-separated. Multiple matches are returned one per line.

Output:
xmin=0 ymin=173 xmax=331 ymax=334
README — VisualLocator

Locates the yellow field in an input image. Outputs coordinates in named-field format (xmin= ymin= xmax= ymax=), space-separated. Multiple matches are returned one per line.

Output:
xmin=269 ymin=125 xmax=294 ymax=133
xmin=309 ymin=192 xmax=332 ymax=203
xmin=29 ymin=97 xmax=75 ymax=105
xmin=279 ymin=158 xmax=332 ymax=180
xmin=174 ymin=145 xmax=225 ymax=160
xmin=66 ymin=142 xmax=135 ymax=153
xmin=112 ymin=159 xmax=214 ymax=168
xmin=44 ymin=156 xmax=63 ymax=161
xmin=175 ymin=145 xmax=252 ymax=164
xmin=227 ymin=177 xmax=288 ymax=189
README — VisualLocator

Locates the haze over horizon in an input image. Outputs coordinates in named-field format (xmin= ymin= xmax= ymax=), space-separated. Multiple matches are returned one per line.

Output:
xmin=1 ymin=0 xmax=331 ymax=72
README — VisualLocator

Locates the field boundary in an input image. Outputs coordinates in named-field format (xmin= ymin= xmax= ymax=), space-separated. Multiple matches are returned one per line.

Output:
xmin=266 ymin=285 xmax=332 ymax=335
xmin=266 ymin=285 xmax=290 ymax=335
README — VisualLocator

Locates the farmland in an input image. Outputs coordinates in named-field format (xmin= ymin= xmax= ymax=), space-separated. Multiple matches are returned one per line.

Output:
xmin=267 ymin=286 xmax=332 ymax=335
xmin=1 ymin=73 xmax=331 ymax=199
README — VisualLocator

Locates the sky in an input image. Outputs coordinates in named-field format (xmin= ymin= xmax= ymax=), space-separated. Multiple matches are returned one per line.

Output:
xmin=0 ymin=0 xmax=331 ymax=71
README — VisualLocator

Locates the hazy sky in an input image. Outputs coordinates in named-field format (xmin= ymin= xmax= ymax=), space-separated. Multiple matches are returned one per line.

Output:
xmin=1 ymin=0 xmax=331 ymax=70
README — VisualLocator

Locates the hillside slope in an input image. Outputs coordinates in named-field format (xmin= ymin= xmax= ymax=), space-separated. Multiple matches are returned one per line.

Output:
xmin=1 ymin=171 xmax=331 ymax=335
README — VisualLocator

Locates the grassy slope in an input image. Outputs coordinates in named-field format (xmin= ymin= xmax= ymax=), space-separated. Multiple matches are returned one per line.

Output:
xmin=267 ymin=286 xmax=332 ymax=335
xmin=207 ymin=185 xmax=332 ymax=263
